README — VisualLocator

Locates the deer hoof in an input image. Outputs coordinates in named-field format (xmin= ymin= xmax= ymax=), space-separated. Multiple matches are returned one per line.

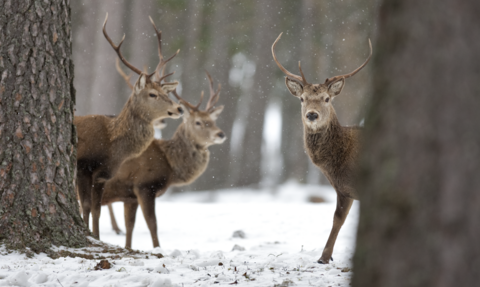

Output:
xmin=317 ymin=257 xmax=333 ymax=264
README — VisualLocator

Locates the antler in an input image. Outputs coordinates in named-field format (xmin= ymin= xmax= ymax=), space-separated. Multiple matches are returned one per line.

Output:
xmin=205 ymin=70 xmax=221 ymax=112
xmin=149 ymin=16 xmax=180 ymax=83
xmin=115 ymin=58 xmax=134 ymax=90
xmin=103 ymin=13 xmax=143 ymax=75
xmin=324 ymin=39 xmax=372 ymax=86
xmin=271 ymin=32 xmax=309 ymax=85
xmin=172 ymin=89 xmax=204 ymax=111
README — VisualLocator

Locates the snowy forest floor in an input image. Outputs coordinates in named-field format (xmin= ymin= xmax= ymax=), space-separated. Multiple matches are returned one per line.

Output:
xmin=0 ymin=182 xmax=359 ymax=287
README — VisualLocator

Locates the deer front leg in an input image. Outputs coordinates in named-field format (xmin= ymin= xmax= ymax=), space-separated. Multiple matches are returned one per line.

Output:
xmin=318 ymin=194 xmax=354 ymax=264
xmin=137 ymin=188 xmax=160 ymax=248
xmin=77 ymin=171 xmax=92 ymax=228
xmin=124 ymin=201 xmax=139 ymax=249
xmin=108 ymin=203 xmax=123 ymax=234
xmin=91 ymin=172 xmax=108 ymax=239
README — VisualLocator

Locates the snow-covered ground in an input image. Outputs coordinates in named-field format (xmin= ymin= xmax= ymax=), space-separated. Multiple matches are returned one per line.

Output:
xmin=0 ymin=182 xmax=359 ymax=287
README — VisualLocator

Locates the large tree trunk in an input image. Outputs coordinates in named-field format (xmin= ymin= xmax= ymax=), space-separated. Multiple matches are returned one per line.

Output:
xmin=353 ymin=1 xmax=480 ymax=286
xmin=0 ymin=0 xmax=88 ymax=251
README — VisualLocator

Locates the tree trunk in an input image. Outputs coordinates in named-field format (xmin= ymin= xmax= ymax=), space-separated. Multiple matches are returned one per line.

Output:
xmin=353 ymin=1 xmax=480 ymax=286
xmin=233 ymin=0 xmax=279 ymax=187
xmin=0 ymin=0 xmax=88 ymax=252
xmin=189 ymin=0 xmax=235 ymax=191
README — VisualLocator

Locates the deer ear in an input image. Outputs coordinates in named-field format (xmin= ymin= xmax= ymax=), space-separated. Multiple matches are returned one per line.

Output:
xmin=134 ymin=74 xmax=151 ymax=95
xmin=161 ymin=81 xmax=179 ymax=93
xmin=328 ymin=78 xmax=345 ymax=96
xmin=285 ymin=77 xmax=303 ymax=97
xmin=209 ymin=105 xmax=224 ymax=121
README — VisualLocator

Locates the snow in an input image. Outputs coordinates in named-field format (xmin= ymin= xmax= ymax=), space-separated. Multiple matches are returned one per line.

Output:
xmin=0 ymin=182 xmax=359 ymax=286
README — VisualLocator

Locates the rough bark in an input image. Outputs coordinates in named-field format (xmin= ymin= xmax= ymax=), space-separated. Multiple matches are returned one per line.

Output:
xmin=353 ymin=1 xmax=480 ymax=286
xmin=0 ymin=0 xmax=88 ymax=251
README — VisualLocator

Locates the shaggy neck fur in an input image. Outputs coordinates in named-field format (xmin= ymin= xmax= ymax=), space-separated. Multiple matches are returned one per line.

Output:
xmin=108 ymin=96 xmax=155 ymax=165
xmin=160 ymin=124 xmax=210 ymax=185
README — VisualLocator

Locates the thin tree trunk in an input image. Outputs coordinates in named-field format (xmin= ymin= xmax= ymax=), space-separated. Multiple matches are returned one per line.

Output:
xmin=71 ymin=0 xmax=100 ymax=115
xmin=180 ymin=0 xmax=205 ymax=103
xmin=0 ymin=0 xmax=88 ymax=251
xmin=233 ymin=0 xmax=279 ymax=187
xmin=88 ymin=0 xmax=128 ymax=115
xmin=189 ymin=0 xmax=235 ymax=191
xmin=353 ymin=1 xmax=480 ymax=286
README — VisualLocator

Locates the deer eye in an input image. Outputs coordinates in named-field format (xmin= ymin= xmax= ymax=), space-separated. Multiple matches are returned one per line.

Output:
xmin=149 ymin=93 xmax=156 ymax=98
xmin=196 ymin=121 xmax=201 ymax=126
xmin=325 ymin=97 xmax=330 ymax=103
xmin=300 ymin=97 xmax=304 ymax=102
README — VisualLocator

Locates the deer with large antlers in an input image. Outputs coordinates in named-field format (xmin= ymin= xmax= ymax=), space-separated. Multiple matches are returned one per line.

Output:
xmin=75 ymin=14 xmax=183 ymax=239
xmin=101 ymin=71 xmax=226 ymax=248
xmin=272 ymin=33 xmax=372 ymax=264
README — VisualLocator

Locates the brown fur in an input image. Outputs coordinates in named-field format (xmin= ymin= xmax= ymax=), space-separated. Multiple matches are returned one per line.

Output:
xmin=75 ymin=76 xmax=183 ymax=239
xmin=101 ymin=107 xmax=225 ymax=248
xmin=272 ymin=33 xmax=371 ymax=264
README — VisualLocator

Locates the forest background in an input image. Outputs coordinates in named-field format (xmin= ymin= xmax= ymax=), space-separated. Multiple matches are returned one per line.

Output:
xmin=72 ymin=0 xmax=375 ymax=191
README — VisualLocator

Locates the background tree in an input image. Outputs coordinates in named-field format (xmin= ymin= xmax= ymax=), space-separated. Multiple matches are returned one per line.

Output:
xmin=0 ymin=0 xmax=88 ymax=251
xmin=353 ymin=1 xmax=480 ymax=286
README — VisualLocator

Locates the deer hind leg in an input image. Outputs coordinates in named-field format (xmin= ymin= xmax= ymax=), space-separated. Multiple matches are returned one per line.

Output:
xmin=318 ymin=194 xmax=354 ymax=264
xmin=108 ymin=203 xmax=123 ymax=234
xmin=77 ymin=171 xmax=92 ymax=228
xmin=124 ymin=200 xmax=139 ymax=249
xmin=136 ymin=187 xmax=160 ymax=248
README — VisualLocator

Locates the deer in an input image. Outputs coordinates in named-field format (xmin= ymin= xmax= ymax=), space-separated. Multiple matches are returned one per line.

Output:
xmin=105 ymin=58 xmax=170 ymax=235
xmin=271 ymin=33 xmax=372 ymax=264
xmin=75 ymin=13 xmax=184 ymax=239
xmin=100 ymin=71 xmax=226 ymax=248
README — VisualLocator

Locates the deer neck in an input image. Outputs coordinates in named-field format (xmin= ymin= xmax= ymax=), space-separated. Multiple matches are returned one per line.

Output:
xmin=304 ymin=112 xmax=346 ymax=169
xmin=162 ymin=124 xmax=210 ymax=185
xmin=108 ymin=96 xmax=154 ymax=158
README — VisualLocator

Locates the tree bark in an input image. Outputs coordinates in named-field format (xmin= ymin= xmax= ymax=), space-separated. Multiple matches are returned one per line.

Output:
xmin=353 ymin=1 xmax=480 ymax=286
xmin=0 ymin=0 xmax=88 ymax=251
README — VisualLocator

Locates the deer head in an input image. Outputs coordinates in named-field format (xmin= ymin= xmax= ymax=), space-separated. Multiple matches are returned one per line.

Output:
xmin=173 ymin=71 xmax=226 ymax=147
xmin=103 ymin=13 xmax=183 ymax=120
xmin=272 ymin=33 xmax=372 ymax=132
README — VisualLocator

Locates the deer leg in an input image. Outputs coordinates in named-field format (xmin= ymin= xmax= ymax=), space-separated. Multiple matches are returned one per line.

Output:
xmin=137 ymin=188 xmax=160 ymax=248
xmin=108 ymin=203 xmax=123 ymax=234
xmin=91 ymin=173 xmax=107 ymax=239
xmin=124 ymin=201 xmax=139 ymax=249
xmin=77 ymin=171 xmax=92 ymax=228
xmin=318 ymin=194 xmax=354 ymax=264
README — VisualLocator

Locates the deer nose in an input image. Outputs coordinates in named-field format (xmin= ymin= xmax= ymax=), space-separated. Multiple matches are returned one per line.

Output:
xmin=177 ymin=107 xmax=184 ymax=115
xmin=306 ymin=112 xmax=318 ymax=122
xmin=217 ymin=132 xmax=225 ymax=139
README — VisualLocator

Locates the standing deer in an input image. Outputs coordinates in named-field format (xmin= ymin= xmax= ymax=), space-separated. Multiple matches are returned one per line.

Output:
xmin=272 ymin=33 xmax=372 ymax=264
xmin=101 ymin=71 xmax=226 ymax=248
xmin=75 ymin=14 xmax=183 ymax=239
xmin=105 ymin=58 xmax=170 ymax=235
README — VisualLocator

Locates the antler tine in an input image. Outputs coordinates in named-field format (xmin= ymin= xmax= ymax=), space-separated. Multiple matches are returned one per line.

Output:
xmin=205 ymin=70 xmax=221 ymax=111
xmin=271 ymin=32 xmax=308 ymax=85
xmin=195 ymin=91 xmax=204 ymax=110
xmin=324 ymin=38 xmax=373 ymax=86
xmin=149 ymin=16 xmax=180 ymax=82
xmin=172 ymin=89 xmax=198 ymax=111
xmin=157 ymin=71 xmax=175 ymax=83
xmin=115 ymin=58 xmax=134 ymax=90
xmin=103 ymin=13 xmax=142 ymax=75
